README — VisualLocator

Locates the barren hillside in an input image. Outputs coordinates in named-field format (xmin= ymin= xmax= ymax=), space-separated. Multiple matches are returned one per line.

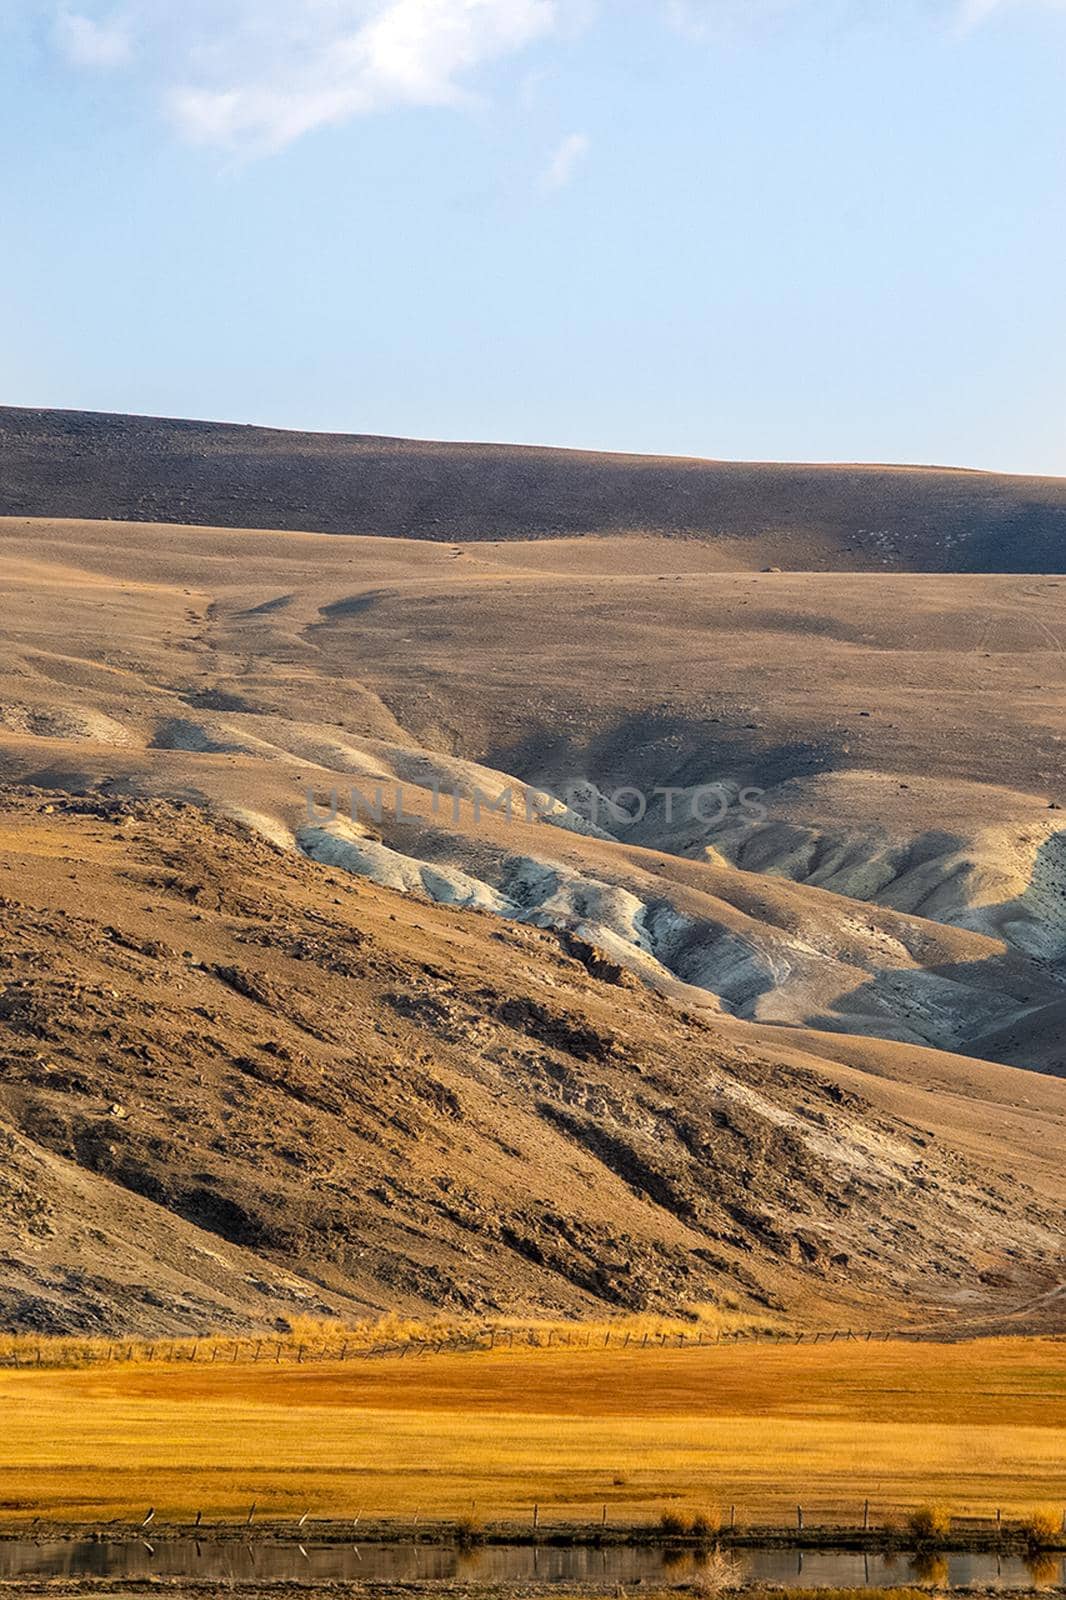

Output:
xmin=1 ymin=788 xmax=1062 ymax=1336
xmin=0 ymin=485 xmax=1063 ymax=1335
xmin=1 ymin=516 xmax=1063 ymax=1071
xmin=2 ymin=406 xmax=1066 ymax=569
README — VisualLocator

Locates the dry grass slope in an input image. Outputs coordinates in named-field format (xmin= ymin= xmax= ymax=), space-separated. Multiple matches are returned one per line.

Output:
xmin=0 ymin=1337 xmax=1061 ymax=1526
xmin=0 ymin=1309 xmax=780 ymax=1370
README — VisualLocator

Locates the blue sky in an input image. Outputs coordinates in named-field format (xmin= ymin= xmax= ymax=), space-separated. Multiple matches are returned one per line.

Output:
xmin=2 ymin=0 xmax=1064 ymax=472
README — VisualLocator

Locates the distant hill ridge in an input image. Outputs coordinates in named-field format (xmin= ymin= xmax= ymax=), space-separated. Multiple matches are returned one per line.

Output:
xmin=2 ymin=404 xmax=1065 ymax=570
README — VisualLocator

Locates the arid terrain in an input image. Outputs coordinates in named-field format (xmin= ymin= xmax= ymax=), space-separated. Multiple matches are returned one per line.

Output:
xmin=3 ymin=405 xmax=1066 ymax=566
xmin=0 ymin=411 xmax=1064 ymax=1336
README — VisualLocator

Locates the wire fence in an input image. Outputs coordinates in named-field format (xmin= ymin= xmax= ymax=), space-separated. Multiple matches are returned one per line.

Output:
xmin=0 ymin=1321 xmax=948 ymax=1371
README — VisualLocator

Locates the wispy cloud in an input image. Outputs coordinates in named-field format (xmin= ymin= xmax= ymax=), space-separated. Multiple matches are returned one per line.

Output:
xmin=53 ymin=7 xmax=132 ymax=67
xmin=541 ymin=130 xmax=589 ymax=190
xmin=45 ymin=0 xmax=563 ymax=152
xmin=955 ymin=0 xmax=1003 ymax=26
xmin=173 ymin=0 xmax=561 ymax=151
xmin=667 ymin=0 xmax=1066 ymax=33
xmin=38 ymin=0 xmax=1066 ymax=157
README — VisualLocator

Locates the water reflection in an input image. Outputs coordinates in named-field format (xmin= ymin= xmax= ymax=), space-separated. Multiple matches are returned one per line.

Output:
xmin=0 ymin=1539 xmax=1060 ymax=1589
xmin=912 ymin=1553 xmax=950 ymax=1587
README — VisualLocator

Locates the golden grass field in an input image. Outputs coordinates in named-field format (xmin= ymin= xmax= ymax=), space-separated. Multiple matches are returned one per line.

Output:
xmin=0 ymin=1309 xmax=777 ymax=1370
xmin=0 ymin=1337 xmax=1062 ymax=1528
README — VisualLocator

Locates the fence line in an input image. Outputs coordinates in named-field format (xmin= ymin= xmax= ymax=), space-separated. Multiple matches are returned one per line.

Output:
xmin=0 ymin=1321 xmax=949 ymax=1372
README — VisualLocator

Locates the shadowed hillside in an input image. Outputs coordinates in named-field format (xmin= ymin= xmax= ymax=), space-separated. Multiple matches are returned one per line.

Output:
xmin=2 ymin=406 xmax=1066 ymax=569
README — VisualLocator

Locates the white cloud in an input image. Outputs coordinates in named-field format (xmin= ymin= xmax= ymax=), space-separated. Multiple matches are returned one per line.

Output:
xmin=53 ymin=7 xmax=132 ymax=66
xmin=541 ymin=130 xmax=589 ymax=190
xmin=44 ymin=0 xmax=552 ymax=152
xmin=39 ymin=0 xmax=1066 ymax=156
xmin=40 ymin=0 xmax=562 ymax=151
xmin=667 ymin=0 xmax=1066 ymax=32
xmin=175 ymin=0 xmax=562 ymax=149
xmin=955 ymin=0 xmax=1003 ymax=25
